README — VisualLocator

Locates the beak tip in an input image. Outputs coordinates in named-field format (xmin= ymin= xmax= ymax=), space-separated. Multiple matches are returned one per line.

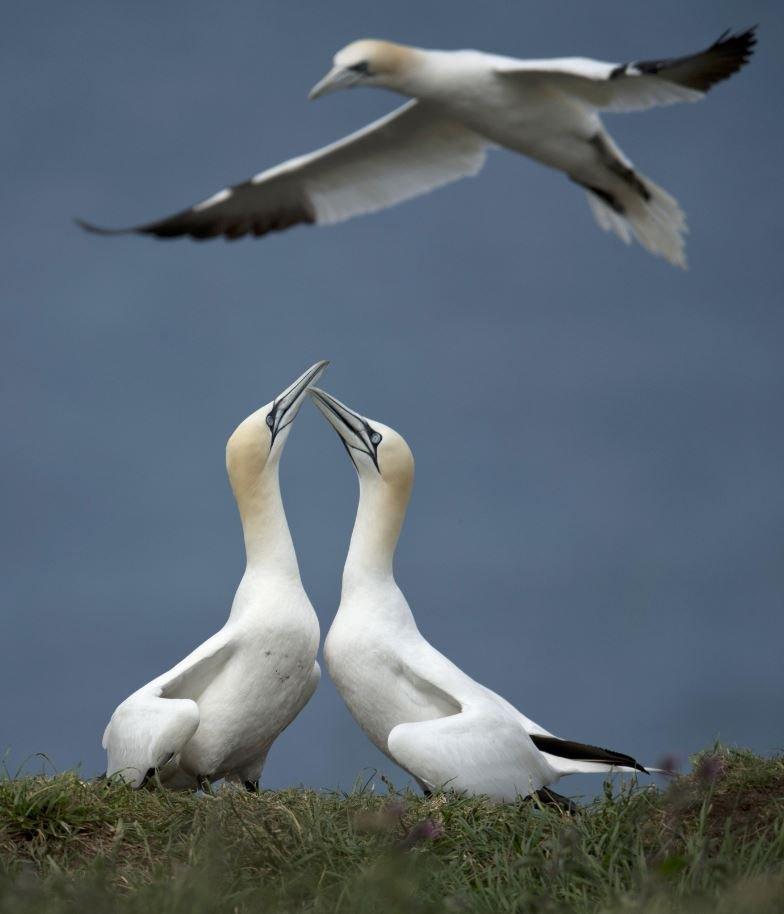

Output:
xmin=308 ymin=80 xmax=329 ymax=101
xmin=308 ymin=65 xmax=356 ymax=101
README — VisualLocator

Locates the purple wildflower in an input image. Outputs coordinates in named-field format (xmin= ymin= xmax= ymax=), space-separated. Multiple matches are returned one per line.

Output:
xmin=695 ymin=754 xmax=726 ymax=785
xmin=399 ymin=818 xmax=445 ymax=848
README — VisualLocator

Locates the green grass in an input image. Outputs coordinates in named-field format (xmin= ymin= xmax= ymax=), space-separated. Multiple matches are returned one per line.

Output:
xmin=1 ymin=746 xmax=783 ymax=913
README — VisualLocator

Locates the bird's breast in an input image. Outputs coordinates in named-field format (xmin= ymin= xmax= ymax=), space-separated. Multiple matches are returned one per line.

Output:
xmin=324 ymin=624 xmax=457 ymax=757
xmin=178 ymin=614 xmax=319 ymax=776
xmin=428 ymin=76 xmax=594 ymax=155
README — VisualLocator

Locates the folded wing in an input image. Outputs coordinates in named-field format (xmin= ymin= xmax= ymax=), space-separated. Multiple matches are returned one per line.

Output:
xmin=495 ymin=27 xmax=756 ymax=112
xmin=103 ymin=637 xmax=233 ymax=787
xmin=388 ymin=706 xmax=552 ymax=801
xmin=78 ymin=101 xmax=488 ymax=242
xmin=385 ymin=664 xmax=552 ymax=801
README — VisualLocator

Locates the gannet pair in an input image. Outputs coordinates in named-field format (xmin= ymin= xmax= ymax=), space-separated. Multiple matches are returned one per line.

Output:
xmin=309 ymin=388 xmax=647 ymax=802
xmin=103 ymin=361 xmax=327 ymax=789
xmin=80 ymin=28 xmax=756 ymax=266
xmin=105 ymin=365 xmax=647 ymax=799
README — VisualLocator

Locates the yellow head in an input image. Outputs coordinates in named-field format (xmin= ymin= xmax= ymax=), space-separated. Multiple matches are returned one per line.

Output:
xmin=309 ymin=39 xmax=421 ymax=99
xmin=308 ymin=387 xmax=414 ymax=501
xmin=226 ymin=361 xmax=327 ymax=502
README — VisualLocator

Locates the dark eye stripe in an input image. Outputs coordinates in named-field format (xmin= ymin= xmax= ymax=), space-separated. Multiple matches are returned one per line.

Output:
xmin=274 ymin=414 xmax=296 ymax=436
xmin=349 ymin=61 xmax=369 ymax=74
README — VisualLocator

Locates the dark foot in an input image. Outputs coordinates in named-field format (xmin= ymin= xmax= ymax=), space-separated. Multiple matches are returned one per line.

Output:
xmin=139 ymin=753 xmax=175 ymax=789
xmin=570 ymin=176 xmax=626 ymax=215
xmin=244 ymin=779 xmax=259 ymax=793
xmin=197 ymin=775 xmax=213 ymax=794
xmin=139 ymin=767 xmax=157 ymax=788
xmin=531 ymin=787 xmax=580 ymax=815
xmin=590 ymin=133 xmax=651 ymax=201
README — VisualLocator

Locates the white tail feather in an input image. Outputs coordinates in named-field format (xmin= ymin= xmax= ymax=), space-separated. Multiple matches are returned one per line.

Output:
xmin=544 ymin=754 xmax=646 ymax=777
xmin=586 ymin=176 xmax=688 ymax=268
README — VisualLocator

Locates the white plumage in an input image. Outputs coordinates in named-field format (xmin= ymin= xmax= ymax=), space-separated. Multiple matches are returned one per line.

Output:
xmin=102 ymin=361 xmax=327 ymax=789
xmin=309 ymin=387 xmax=649 ymax=802
xmin=80 ymin=29 xmax=755 ymax=266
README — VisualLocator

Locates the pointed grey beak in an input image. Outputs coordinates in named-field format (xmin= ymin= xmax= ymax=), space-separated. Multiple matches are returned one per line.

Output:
xmin=308 ymin=66 xmax=361 ymax=100
xmin=309 ymin=387 xmax=363 ymax=436
xmin=268 ymin=360 xmax=329 ymax=446
xmin=308 ymin=387 xmax=382 ymax=472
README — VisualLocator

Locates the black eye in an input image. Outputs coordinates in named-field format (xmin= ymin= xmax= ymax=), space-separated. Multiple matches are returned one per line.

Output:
xmin=370 ymin=432 xmax=382 ymax=445
xmin=349 ymin=61 xmax=369 ymax=74
xmin=266 ymin=413 xmax=275 ymax=427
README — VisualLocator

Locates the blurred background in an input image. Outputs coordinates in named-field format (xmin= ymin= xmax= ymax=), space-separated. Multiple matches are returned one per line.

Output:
xmin=2 ymin=0 xmax=782 ymax=796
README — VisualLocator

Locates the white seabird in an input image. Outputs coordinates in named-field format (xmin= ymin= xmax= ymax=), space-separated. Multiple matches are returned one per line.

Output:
xmin=78 ymin=28 xmax=756 ymax=266
xmin=102 ymin=360 xmax=327 ymax=790
xmin=309 ymin=386 xmax=649 ymax=803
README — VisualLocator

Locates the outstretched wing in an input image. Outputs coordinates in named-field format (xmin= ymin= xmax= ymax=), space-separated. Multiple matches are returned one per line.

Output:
xmin=495 ymin=27 xmax=756 ymax=112
xmin=78 ymin=100 xmax=488 ymax=242
xmin=103 ymin=636 xmax=233 ymax=787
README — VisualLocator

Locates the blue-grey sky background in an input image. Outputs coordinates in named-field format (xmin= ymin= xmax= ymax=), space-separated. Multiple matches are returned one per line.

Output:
xmin=2 ymin=1 xmax=783 ymax=794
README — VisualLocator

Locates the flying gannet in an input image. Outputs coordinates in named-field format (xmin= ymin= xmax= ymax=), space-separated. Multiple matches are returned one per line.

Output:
xmin=102 ymin=361 xmax=327 ymax=790
xmin=309 ymin=386 xmax=649 ymax=803
xmin=78 ymin=28 xmax=756 ymax=267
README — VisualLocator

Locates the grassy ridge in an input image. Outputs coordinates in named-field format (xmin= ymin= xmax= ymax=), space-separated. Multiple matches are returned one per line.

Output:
xmin=1 ymin=747 xmax=783 ymax=913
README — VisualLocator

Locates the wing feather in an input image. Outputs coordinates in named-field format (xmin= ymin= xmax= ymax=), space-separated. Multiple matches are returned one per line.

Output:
xmin=103 ymin=637 xmax=233 ymax=787
xmin=388 ymin=706 xmax=551 ymax=801
xmin=495 ymin=27 xmax=756 ymax=112
xmin=78 ymin=101 xmax=488 ymax=241
xmin=384 ymin=661 xmax=552 ymax=801
xmin=530 ymin=734 xmax=648 ymax=775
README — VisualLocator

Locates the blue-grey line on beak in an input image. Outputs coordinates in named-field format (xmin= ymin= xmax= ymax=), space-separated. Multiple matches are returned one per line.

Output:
xmin=308 ymin=66 xmax=361 ymax=100
xmin=268 ymin=360 xmax=329 ymax=447
xmin=308 ymin=387 xmax=382 ymax=472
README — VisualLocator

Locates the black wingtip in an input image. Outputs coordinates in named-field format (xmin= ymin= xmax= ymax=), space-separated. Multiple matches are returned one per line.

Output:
xmin=75 ymin=217 xmax=136 ymax=237
xmin=682 ymin=25 xmax=758 ymax=92
xmin=633 ymin=25 xmax=757 ymax=94
xmin=531 ymin=734 xmax=649 ymax=775
xmin=619 ymin=757 xmax=648 ymax=775
xmin=712 ymin=25 xmax=758 ymax=60
xmin=716 ymin=24 xmax=758 ymax=43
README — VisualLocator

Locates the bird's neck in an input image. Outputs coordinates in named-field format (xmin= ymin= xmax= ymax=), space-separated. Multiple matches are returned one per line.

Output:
xmin=389 ymin=49 xmax=468 ymax=101
xmin=235 ymin=463 xmax=299 ymax=576
xmin=343 ymin=476 xmax=408 ymax=590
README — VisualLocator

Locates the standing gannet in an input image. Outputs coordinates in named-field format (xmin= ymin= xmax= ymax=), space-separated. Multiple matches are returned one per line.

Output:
xmin=78 ymin=28 xmax=756 ymax=266
xmin=309 ymin=387 xmax=649 ymax=802
xmin=102 ymin=361 xmax=327 ymax=790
